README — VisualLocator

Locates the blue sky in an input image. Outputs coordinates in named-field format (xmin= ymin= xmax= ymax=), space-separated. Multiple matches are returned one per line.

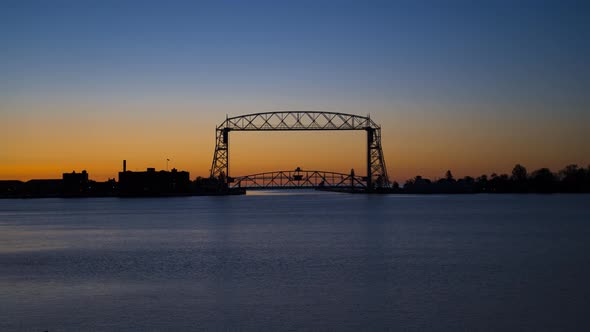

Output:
xmin=3 ymin=0 xmax=588 ymax=104
xmin=1 ymin=0 xmax=589 ymax=180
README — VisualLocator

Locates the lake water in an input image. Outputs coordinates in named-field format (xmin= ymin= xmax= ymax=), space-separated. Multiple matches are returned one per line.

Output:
xmin=1 ymin=192 xmax=589 ymax=331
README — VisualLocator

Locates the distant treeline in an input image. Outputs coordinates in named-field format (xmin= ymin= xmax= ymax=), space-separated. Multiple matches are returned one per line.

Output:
xmin=396 ymin=164 xmax=590 ymax=194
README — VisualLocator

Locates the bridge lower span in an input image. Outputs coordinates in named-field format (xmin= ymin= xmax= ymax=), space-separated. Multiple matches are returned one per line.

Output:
xmin=231 ymin=168 xmax=366 ymax=190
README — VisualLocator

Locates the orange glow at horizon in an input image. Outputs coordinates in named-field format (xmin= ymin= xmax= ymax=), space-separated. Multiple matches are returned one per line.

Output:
xmin=1 ymin=101 xmax=589 ymax=183
xmin=229 ymin=131 xmax=367 ymax=177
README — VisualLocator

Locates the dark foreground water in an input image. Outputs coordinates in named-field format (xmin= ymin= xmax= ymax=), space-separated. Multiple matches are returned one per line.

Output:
xmin=1 ymin=192 xmax=589 ymax=331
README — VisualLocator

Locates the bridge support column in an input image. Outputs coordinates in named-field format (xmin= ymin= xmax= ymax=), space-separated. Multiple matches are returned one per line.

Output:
xmin=223 ymin=128 xmax=230 ymax=183
xmin=366 ymin=128 xmax=374 ymax=192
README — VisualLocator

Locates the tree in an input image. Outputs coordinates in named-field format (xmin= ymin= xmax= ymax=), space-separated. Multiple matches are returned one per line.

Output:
xmin=476 ymin=175 xmax=488 ymax=192
xmin=489 ymin=173 xmax=509 ymax=192
xmin=510 ymin=164 xmax=528 ymax=192
xmin=559 ymin=164 xmax=584 ymax=192
xmin=445 ymin=170 xmax=455 ymax=182
xmin=530 ymin=168 xmax=556 ymax=193
xmin=511 ymin=164 xmax=528 ymax=182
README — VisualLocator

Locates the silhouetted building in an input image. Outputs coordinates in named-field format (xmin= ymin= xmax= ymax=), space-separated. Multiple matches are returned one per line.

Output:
xmin=0 ymin=180 xmax=24 ymax=197
xmin=63 ymin=170 xmax=89 ymax=196
xmin=89 ymin=179 xmax=117 ymax=196
xmin=23 ymin=179 xmax=63 ymax=197
xmin=118 ymin=162 xmax=191 ymax=196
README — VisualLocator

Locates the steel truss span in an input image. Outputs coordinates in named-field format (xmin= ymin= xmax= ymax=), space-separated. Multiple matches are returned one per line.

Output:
xmin=231 ymin=169 xmax=367 ymax=190
xmin=210 ymin=111 xmax=390 ymax=191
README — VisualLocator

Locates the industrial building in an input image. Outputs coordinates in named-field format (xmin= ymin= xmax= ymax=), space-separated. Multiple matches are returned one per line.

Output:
xmin=118 ymin=160 xmax=191 ymax=196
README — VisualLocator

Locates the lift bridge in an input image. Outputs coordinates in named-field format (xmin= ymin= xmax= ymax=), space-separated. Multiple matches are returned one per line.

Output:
xmin=210 ymin=111 xmax=390 ymax=192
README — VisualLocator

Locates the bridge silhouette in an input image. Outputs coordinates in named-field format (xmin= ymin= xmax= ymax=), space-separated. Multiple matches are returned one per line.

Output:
xmin=231 ymin=167 xmax=366 ymax=190
xmin=210 ymin=111 xmax=390 ymax=192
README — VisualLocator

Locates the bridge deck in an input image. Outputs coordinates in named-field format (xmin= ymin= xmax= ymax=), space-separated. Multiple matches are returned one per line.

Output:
xmin=230 ymin=169 xmax=366 ymax=190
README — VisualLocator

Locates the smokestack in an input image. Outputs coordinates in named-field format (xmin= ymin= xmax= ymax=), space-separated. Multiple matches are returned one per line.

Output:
xmin=123 ymin=160 xmax=127 ymax=172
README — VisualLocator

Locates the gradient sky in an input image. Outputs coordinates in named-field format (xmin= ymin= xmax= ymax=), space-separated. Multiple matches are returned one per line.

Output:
xmin=1 ymin=0 xmax=589 ymax=182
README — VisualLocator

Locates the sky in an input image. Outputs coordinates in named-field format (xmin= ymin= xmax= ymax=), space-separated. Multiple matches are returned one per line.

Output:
xmin=1 ymin=0 xmax=589 ymax=182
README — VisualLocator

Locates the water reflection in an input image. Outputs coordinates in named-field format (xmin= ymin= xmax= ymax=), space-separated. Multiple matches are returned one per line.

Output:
xmin=0 ymin=194 xmax=589 ymax=330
